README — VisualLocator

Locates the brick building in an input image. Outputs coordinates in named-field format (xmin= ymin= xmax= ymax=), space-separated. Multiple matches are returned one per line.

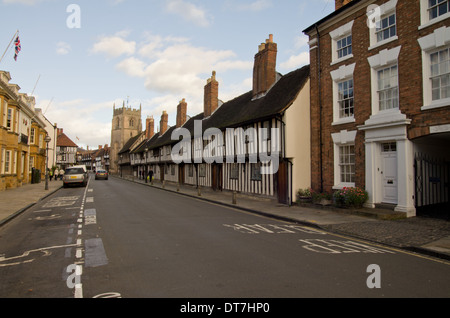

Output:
xmin=304 ymin=0 xmax=450 ymax=218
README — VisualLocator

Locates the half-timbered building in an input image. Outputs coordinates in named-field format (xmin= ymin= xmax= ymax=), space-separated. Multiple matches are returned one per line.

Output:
xmin=128 ymin=35 xmax=311 ymax=205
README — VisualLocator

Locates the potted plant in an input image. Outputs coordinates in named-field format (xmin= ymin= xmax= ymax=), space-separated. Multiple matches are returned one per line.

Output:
xmin=333 ymin=187 xmax=368 ymax=208
xmin=296 ymin=188 xmax=312 ymax=203
xmin=312 ymin=191 xmax=332 ymax=206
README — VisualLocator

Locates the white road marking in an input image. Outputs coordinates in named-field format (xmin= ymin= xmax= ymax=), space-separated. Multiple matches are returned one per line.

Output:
xmin=299 ymin=239 xmax=396 ymax=254
xmin=0 ymin=244 xmax=78 ymax=267
xmin=84 ymin=209 xmax=97 ymax=225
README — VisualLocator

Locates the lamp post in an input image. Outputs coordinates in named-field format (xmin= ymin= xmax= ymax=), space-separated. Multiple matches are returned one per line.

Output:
xmin=44 ymin=134 xmax=51 ymax=190
xmin=145 ymin=147 xmax=148 ymax=183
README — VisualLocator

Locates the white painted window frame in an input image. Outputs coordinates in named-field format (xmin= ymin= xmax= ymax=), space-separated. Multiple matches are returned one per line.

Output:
xmin=331 ymin=63 xmax=356 ymax=126
xmin=418 ymin=26 xmax=450 ymax=110
xmin=419 ymin=0 xmax=450 ymax=30
xmin=368 ymin=0 xmax=398 ymax=50
xmin=330 ymin=20 xmax=354 ymax=65
xmin=368 ymin=46 xmax=402 ymax=117
xmin=331 ymin=130 xmax=357 ymax=189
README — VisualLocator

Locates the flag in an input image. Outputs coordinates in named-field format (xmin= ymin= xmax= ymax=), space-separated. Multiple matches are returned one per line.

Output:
xmin=14 ymin=36 xmax=21 ymax=61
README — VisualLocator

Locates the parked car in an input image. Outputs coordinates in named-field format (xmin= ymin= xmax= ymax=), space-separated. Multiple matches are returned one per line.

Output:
xmin=63 ymin=165 xmax=88 ymax=188
xmin=95 ymin=169 xmax=108 ymax=180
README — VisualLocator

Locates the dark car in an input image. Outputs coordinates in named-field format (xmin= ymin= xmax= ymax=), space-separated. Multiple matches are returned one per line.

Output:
xmin=95 ymin=169 xmax=108 ymax=180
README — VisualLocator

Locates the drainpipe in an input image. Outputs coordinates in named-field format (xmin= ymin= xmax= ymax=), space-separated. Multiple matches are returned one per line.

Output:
xmin=315 ymin=24 xmax=324 ymax=193
xmin=277 ymin=113 xmax=290 ymax=205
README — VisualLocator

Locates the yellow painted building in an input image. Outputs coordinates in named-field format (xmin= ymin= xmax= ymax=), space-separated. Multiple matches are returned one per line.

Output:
xmin=0 ymin=71 xmax=47 ymax=191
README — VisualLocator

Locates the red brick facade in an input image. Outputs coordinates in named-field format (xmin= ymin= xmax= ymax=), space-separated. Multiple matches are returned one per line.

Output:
xmin=305 ymin=0 xmax=450 ymax=216
xmin=204 ymin=71 xmax=219 ymax=117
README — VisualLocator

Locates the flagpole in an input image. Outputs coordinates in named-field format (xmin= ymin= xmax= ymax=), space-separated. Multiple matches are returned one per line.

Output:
xmin=0 ymin=30 xmax=19 ymax=65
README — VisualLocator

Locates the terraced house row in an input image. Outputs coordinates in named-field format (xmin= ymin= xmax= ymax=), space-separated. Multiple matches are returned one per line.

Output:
xmin=114 ymin=34 xmax=311 ymax=205
xmin=112 ymin=0 xmax=450 ymax=219
xmin=0 ymin=71 xmax=57 ymax=191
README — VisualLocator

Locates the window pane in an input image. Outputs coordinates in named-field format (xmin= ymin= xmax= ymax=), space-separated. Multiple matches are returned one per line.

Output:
xmin=431 ymin=48 xmax=450 ymax=100
xmin=378 ymin=65 xmax=399 ymax=110
xmin=429 ymin=0 xmax=450 ymax=19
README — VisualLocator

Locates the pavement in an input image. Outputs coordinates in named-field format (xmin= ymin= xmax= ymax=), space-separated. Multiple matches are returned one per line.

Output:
xmin=1 ymin=175 xmax=449 ymax=261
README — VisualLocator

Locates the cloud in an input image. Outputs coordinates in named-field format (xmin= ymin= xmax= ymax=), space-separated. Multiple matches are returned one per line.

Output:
xmin=116 ymin=57 xmax=147 ymax=77
xmin=280 ymin=51 xmax=309 ymax=71
xmin=294 ymin=35 xmax=309 ymax=50
xmin=114 ymin=35 xmax=251 ymax=98
xmin=91 ymin=32 xmax=136 ymax=58
xmin=236 ymin=0 xmax=272 ymax=11
xmin=56 ymin=42 xmax=71 ymax=55
xmin=40 ymin=98 xmax=114 ymax=149
xmin=165 ymin=0 xmax=211 ymax=27
xmin=106 ymin=33 xmax=254 ymax=120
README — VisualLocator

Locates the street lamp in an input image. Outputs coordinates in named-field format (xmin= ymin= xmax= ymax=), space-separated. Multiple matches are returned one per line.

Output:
xmin=145 ymin=147 xmax=148 ymax=183
xmin=44 ymin=134 xmax=51 ymax=190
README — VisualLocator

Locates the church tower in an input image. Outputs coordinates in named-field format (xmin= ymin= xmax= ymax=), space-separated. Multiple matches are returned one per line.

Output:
xmin=110 ymin=102 xmax=142 ymax=174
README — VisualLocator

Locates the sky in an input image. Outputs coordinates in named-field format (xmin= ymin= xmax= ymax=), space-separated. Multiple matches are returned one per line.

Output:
xmin=0 ymin=0 xmax=333 ymax=149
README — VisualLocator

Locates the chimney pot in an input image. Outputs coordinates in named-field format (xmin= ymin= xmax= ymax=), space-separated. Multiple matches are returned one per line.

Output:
xmin=160 ymin=111 xmax=168 ymax=134
xmin=176 ymin=99 xmax=188 ymax=128
xmin=253 ymin=34 xmax=277 ymax=98
xmin=204 ymin=71 xmax=219 ymax=117
xmin=335 ymin=0 xmax=353 ymax=10
xmin=146 ymin=116 xmax=155 ymax=139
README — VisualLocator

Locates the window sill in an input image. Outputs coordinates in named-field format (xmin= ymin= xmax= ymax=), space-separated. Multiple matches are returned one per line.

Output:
xmin=331 ymin=54 xmax=353 ymax=66
xmin=332 ymin=117 xmax=355 ymax=126
xmin=368 ymin=36 xmax=398 ymax=51
xmin=419 ymin=13 xmax=450 ymax=30
xmin=421 ymin=98 xmax=450 ymax=111
xmin=332 ymin=183 xmax=356 ymax=190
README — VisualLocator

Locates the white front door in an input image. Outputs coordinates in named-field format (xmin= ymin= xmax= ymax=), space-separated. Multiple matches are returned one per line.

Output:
xmin=381 ymin=142 xmax=398 ymax=204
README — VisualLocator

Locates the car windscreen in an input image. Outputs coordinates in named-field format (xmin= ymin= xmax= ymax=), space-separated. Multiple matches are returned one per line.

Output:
xmin=65 ymin=168 xmax=85 ymax=175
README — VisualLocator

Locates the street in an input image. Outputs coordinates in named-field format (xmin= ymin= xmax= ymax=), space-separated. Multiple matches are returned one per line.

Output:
xmin=1 ymin=176 xmax=449 ymax=300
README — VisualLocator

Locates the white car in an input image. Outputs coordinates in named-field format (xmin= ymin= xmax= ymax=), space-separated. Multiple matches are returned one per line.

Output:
xmin=63 ymin=165 xmax=88 ymax=188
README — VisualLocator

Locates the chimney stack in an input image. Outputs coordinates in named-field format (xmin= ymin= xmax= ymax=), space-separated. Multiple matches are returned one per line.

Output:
xmin=160 ymin=111 xmax=168 ymax=135
xmin=253 ymin=34 xmax=277 ymax=99
xmin=176 ymin=98 xmax=187 ymax=128
xmin=146 ymin=116 xmax=155 ymax=139
xmin=204 ymin=71 xmax=219 ymax=117
xmin=335 ymin=0 xmax=353 ymax=10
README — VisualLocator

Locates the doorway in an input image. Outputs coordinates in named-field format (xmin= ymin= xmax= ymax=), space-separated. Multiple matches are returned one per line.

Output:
xmin=381 ymin=142 xmax=398 ymax=204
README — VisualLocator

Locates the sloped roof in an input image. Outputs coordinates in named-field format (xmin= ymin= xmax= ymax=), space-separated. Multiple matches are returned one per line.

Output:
xmin=57 ymin=132 xmax=78 ymax=148
xmin=120 ymin=64 xmax=310 ymax=153
xmin=118 ymin=133 xmax=143 ymax=154
xmin=203 ymin=65 xmax=309 ymax=131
